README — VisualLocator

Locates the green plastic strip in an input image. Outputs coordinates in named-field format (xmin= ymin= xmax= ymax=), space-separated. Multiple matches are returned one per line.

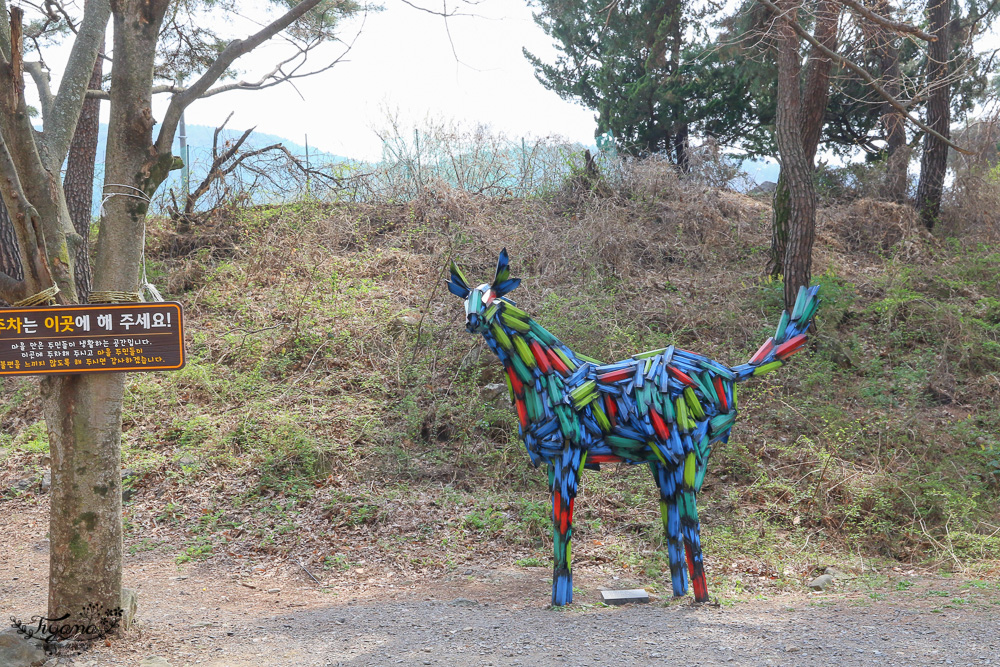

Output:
xmin=753 ymin=360 xmax=783 ymax=376
xmin=491 ymin=323 xmax=512 ymax=351
xmin=774 ymin=310 xmax=789 ymax=342
xmin=513 ymin=335 xmax=536 ymax=368
xmin=554 ymin=348 xmax=577 ymax=371
xmin=500 ymin=312 xmax=530 ymax=333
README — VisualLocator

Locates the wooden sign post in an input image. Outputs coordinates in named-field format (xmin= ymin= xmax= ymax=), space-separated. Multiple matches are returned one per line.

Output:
xmin=0 ymin=302 xmax=185 ymax=376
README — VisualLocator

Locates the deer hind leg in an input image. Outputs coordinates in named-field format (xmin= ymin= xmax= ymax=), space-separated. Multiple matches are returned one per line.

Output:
xmin=651 ymin=463 xmax=687 ymax=597
xmin=549 ymin=454 xmax=579 ymax=606
xmin=680 ymin=489 xmax=709 ymax=603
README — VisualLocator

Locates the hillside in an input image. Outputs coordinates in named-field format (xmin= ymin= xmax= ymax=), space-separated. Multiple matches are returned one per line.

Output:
xmin=2 ymin=165 xmax=999 ymax=607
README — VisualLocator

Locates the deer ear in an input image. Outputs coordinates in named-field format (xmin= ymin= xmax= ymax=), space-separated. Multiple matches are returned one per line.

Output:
xmin=492 ymin=248 xmax=520 ymax=297
xmin=446 ymin=259 xmax=471 ymax=299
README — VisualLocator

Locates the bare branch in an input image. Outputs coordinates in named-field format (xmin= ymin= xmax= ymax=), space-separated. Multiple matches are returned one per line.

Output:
xmin=156 ymin=0 xmax=328 ymax=155
xmin=178 ymin=119 xmax=256 ymax=216
xmin=757 ymin=0 xmax=972 ymax=155
xmin=40 ymin=0 xmax=110 ymax=168
xmin=90 ymin=12 xmax=363 ymax=104
xmin=24 ymin=61 xmax=53 ymax=117
xmin=50 ymin=0 xmax=80 ymax=35
xmin=835 ymin=0 xmax=936 ymax=42
xmin=396 ymin=0 xmax=474 ymax=18
xmin=9 ymin=6 xmax=24 ymax=106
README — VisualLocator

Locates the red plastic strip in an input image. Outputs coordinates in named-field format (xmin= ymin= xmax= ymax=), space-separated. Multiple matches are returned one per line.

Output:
xmin=713 ymin=376 xmax=729 ymax=413
xmin=515 ymin=398 xmax=528 ymax=428
xmin=649 ymin=409 xmax=671 ymax=440
xmin=686 ymin=542 xmax=708 ymax=602
xmin=667 ymin=366 xmax=697 ymax=387
xmin=774 ymin=334 xmax=807 ymax=360
xmin=604 ymin=394 xmax=618 ymax=426
xmin=597 ymin=368 xmax=632 ymax=383
xmin=749 ymin=337 xmax=775 ymax=365
xmin=529 ymin=340 xmax=553 ymax=374
xmin=546 ymin=348 xmax=570 ymax=375
xmin=507 ymin=365 xmax=524 ymax=397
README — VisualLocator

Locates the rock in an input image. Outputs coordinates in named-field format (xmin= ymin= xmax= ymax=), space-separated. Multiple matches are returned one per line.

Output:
xmin=817 ymin=335 xmax=855 ymax=369
xmin=0 ymin=628 xmax=47 ymax=667
xmin=808 ymin=574 xmax=834 ymax=591
xmin=450 ymin=598 xmax=478 ymax=607
xmin=481 ymin=383 xmax=507 ymax=400
xmin=176 ymin=454 xmax=196 ymax=466
xmin=394 ymin=314 xmax=421 ymax=327
xmin=40 ymin=470 xmax=51 ymax=493
xmin=121 ymin=587 xmax=139 ymax=630
xmin=139 ymin=658 xmax=172 ymax=667
xmin=13 ymin=478 xmax=33 ymax=492
xmin=824 ymin=566 xmax=846 ymax=578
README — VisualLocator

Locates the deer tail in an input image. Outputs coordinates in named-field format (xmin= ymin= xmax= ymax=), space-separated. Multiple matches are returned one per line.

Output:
xmin=731 ymin=284 xmax=820 ymax=383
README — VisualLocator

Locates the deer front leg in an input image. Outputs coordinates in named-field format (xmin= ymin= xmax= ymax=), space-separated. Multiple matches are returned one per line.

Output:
xmin=650 ymin=462 xmax=688 ymax=597
xmin=548 ymin=455 xmax=579 ymax=606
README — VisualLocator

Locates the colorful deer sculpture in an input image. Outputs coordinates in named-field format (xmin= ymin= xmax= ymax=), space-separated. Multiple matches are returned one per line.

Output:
xmin=448 ymin=250 xmax=820 ymax=606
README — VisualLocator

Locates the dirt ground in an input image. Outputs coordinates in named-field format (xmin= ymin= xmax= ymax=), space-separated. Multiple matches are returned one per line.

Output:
xmin=3 ymin=503 xmax=999 ymax=667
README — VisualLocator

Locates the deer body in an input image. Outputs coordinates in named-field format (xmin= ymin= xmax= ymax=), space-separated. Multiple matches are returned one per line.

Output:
xmin=449 ymin=251 xmax=820 ymax=606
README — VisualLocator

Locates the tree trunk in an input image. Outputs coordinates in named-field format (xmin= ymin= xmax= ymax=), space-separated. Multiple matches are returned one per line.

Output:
xmin=0 ymin=200 xmax=23 ymax=284
xmin=767 ymin=171 xmax=790 ymax=278
xmin=44 ymin=372 xmax=125 ymax=623
xmin=882 ymin=47 xmax=909 ymax=203
xmin=674 ymin=122 xmax=689 ymax=172
xmin=668 ymin=2 xmax=688 ymax=172
xmin=916 ymin=0 xmax=951 ymax=229
xmin=773 ymin=0 xmax=818 ymax=310
xmin=46 ymin=0 xmax=166 ymax=623
xmin=873 ymin=1 xmax=909 ymax=203
xmin=767 ymin=0 xmax=837 ymax=287
xmin=63 ymin=42 xmax=105 ymax=303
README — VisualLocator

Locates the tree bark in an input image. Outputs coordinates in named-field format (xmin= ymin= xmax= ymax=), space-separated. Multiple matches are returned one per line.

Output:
xmin=869 ymin=0 xmax=909 ymax=202
xmin=915 ymin=0 xmax=951 ymax=229
xmin=63 ymin=41 xmax=105 ymax=303
xmin=0 ymin=200 xmax=22 ymax=284
xmin=767 ymin=0 xmax=838 ymax=289
xmin=767 ymin=172 xmax=790 ymax=277
xmin=43 ymin=372 xmax=126 ymax=623
xmin=881 ymin=43 xmax=909 ymax=202
xmin=772 ymin=0 xmax=820 ymax=309
xmin=46 ymin=0 xmax=170 ymax=626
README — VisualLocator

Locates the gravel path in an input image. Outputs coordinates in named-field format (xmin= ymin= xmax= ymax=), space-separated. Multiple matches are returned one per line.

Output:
xmin=3 ymin=507 xmax=998 ymax=667
xmin=49 ymin=566 xmax=1000 ymax=667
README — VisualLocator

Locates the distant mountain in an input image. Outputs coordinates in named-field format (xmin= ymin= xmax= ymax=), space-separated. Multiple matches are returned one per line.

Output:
xmin=91 ymin=123 xmax=346 ymax=214
xmin=739 ymin=157 xmax=780 ymax=188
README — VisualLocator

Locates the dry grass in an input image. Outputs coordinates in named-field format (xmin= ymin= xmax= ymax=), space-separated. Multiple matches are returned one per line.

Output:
xmin=2 ymin=172 xmax=999 ymax=595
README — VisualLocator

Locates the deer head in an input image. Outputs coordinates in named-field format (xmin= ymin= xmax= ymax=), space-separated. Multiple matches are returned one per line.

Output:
xmin=447 ymin=248 xmax=521 ymax=333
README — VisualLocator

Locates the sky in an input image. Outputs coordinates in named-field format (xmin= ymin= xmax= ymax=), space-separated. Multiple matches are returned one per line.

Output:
xmin=154 ymin=0 xmax=599 ymax=161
